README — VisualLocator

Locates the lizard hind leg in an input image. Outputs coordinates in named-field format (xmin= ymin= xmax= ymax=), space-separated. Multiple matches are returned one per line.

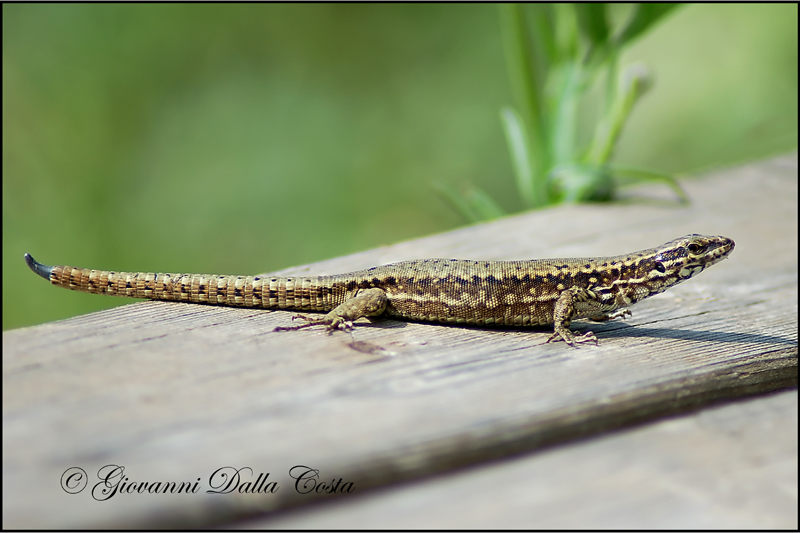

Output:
xmin=273 ymin=287 xmax=388 ymax=333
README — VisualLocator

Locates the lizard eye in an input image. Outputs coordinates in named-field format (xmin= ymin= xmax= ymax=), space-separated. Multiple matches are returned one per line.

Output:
xmin=654 ymin=262 xmax=666 ymax=273
xmin=687 ymin=242 xmax=705 ymax=254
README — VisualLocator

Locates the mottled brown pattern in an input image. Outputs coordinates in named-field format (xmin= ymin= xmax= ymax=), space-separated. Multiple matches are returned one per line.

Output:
xmin=25 ymin=234 xmax=734 ymax=346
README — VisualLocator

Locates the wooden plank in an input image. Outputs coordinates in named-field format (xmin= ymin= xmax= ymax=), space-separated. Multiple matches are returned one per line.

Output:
xmin=3 ymin=154 xmax=797 ymax=529
xmin=246 ymin=390 xmax=799 ymax=529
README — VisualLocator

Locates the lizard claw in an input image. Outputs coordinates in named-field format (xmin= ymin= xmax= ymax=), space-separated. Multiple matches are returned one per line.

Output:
xmin=546 ymin=330 xmax=598 ymax=348
xmin=273 ymin=314 xmax=326 ymax=332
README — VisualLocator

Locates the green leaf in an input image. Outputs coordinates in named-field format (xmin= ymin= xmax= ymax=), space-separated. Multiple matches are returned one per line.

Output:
xmin=432 ymin=182 xmax=483 ymax=223
xmin=499 ymin=4 xmax=549 ymax=178
xmin=432 ymin=182 xmax=506 ymax=223
xmin=527 ymin=4 xmax=558 ymax=66
xmin=463 ymin=186 xmax=507 ymax=220
xmin=550 ymin=163 xmax=614 ymax=203
xmin=500 ymin=106 xmax=535 ymax=208
xmin=586 ymin=63 xmax=651 ymax=166
xmin=609 ymin=166 xmax=689 ymax=204
xmin=492 ymin=3 xmax=682 ymax=216
xmin=552 ymin=3 xmax=578 ymax=61
xmin=549 ymin=62 xmax=583 ymax=167
xmin=616 ymin=4 xmax=681 ymax=47
xmin=574 ymin=3 xmax=609 ymax=47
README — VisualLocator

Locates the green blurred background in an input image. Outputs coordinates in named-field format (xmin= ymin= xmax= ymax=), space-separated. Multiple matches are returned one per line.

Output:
xmin=3 ymin=3 xmax=797 ymax=330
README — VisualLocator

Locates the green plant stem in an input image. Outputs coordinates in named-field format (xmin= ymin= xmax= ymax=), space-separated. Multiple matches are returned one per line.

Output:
xmin=500 ymin=4 xmax=549 ymax=204
xmin=586 ymin=64 xmax=649 ymax=165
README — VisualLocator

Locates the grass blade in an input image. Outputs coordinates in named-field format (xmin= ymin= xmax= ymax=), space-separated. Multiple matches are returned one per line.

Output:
xmin=463 ymin=186 xmax=507 ymax=220
xmin=432 ymin=182 xmax=506 ymax=223
xmin=616 ymin=4 xmax=681 ymax=47
xmin=500 ymin=3 xmax=550 ymax=178
xmin=586 ymin=63 xmax=651 ymax=165
xmin=500 ymin=106 xmax=536 ymax=208
xmin=610 ymin=165 xmax=689 ymax=204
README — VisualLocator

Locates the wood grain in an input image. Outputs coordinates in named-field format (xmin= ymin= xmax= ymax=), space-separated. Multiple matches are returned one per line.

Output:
xmin=3 ymin=153 xmax=797 ymax=529
xmin=247 ymin=389 xmax=798 ymax=529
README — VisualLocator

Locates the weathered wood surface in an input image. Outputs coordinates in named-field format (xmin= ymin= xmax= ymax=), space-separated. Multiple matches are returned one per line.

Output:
xmin=247 ymin=389 xmax=798 ymax=529
xmin=3 ymin=153 xmax=797 ymax=529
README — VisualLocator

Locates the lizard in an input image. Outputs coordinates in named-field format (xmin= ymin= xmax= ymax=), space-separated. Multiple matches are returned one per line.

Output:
xmin=24 ymin=234 xmax=734 ymax=346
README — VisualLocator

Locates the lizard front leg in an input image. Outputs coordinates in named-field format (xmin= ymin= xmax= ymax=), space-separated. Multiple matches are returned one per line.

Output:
xmin=546 ymin=287 xmax=599 ymax=347
xmin=274 ymin=288 xmax=388 ymax=332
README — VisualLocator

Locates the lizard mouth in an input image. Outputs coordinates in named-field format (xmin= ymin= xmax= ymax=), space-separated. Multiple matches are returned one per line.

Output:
xmin=678 ymin=237 xmax=734 ymax=279
xmin=707 ymin=238 xmax=735 ymax=264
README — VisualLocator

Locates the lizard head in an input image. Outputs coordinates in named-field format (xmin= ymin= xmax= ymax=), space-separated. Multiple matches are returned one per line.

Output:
xmin=646 ymin=234 xmax=734 ymax=291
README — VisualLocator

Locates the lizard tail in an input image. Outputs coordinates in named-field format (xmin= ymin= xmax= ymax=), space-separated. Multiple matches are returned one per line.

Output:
xmin=23 ymin=254 xmax=337 ymax=312
xmin=24 ymin=254 xmax=54 ymax=281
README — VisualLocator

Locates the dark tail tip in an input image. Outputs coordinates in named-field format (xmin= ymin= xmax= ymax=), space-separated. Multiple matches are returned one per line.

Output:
xmin=24 ymin=253 xmax=54 ymax=281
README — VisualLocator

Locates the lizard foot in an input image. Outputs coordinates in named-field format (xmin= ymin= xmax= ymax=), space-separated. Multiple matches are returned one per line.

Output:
xmin=272 ymin=314 xmax=356 ymax=333
xmin=273 ymin=314 xmax=329 ymax=332
xmin=546 ymin=330 xmax=598 ymax=348
xmin=273 ymin=288 xmax=387 ymax=334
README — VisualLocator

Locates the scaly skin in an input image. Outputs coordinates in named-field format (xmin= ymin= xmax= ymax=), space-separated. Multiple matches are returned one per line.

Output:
xmin=25 ymin=234 xmax=734 ymax=346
